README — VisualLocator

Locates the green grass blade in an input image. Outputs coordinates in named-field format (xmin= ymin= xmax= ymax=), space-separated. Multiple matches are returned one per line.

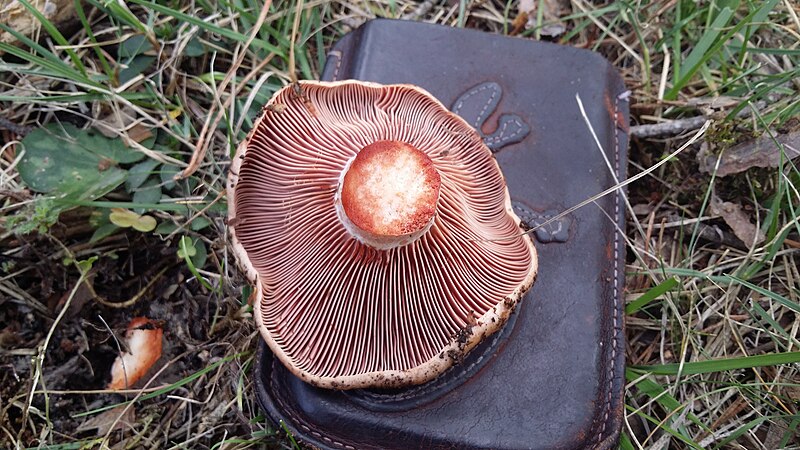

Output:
xmin=665 ymin=0 xmax=780 ymax=100
xmin=749 ymin=301 xmax=796 ymax=351
xmin=729 ymin=276 xmax=800 ymax=315
xmin=0 ymin=91 xmax=149 ymax=103
xmin=25 ymin=441 xmax=102 ymax=450
xmin=725 ymin=69 xmax=800 ymax=121
xmin=457 ymin=0 xmax=467 ymax=28
xmin=618 ymin=432 xmax=635 ymax=450
xmin=626 ymin=368 xmax=711 ymax=433
xmin=624 ymin=405 xmax=705 ymax=449
xmin=654 ymin=269 xmax=800 ymax=319
xmin=0 ymin=25 xmax=98 ymax=86
xmin=740 ymin=227 xmax=790 ymax=279
xmin=0 ymin=22 xmax=74 ymax=72
xmin=179 ymin=237 xmax=213 ymax=290
xmin=126 ymin=0 xmax=284 ymax=57
xmin=671 ymin=0 xmax=683 ymax=82
xmin=0 ymin=44 xmax=91 ymax=86
xmin=631 ymin=351 xmax=800 ymax=376
xmin=658 ymin=267 xmax=728 ymax=283
xmin=729 ymin=46 xmax=800 ymax=56
xmin=314 ymin=6 xmax=326 ymax=70
xmin=54 ymin=199 xmax=221 ymax=213
xmin=72 ymin=352 xmax=245 ymax=418
xmin=626 ymin=276 xmax=680 ymax=314
xmin=677 ymin=6 xmax=735 ymax=81
xmin=73 ymin=0 xmax=114 ymax=80
xmin=711 ymin=415 xmax=776 ymax=449
xmin=279 ymin=420 xmax=301 ymax=450
xmin=85 ymin=0 xmax=150 ymax=36
xmin=779 ymin=417 xmax=800 ymax=448
xmin=15 ymin=0 xmax=87 ymax=77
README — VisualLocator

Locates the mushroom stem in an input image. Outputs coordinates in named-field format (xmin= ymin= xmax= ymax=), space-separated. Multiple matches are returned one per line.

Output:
xmin=335 ymin=140 xmax=441 ymax=250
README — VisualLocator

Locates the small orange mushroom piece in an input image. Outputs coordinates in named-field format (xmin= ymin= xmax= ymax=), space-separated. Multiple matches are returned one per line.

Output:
xmin=107 ymin=317 xmax=163 ymax=390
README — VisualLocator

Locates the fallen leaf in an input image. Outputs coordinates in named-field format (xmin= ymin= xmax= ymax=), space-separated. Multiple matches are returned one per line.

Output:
xmin=92 ymin=105 xmax=151 ymax=142
xmin=54 ymin=277 xmax=94 ymax=319
xmin=107 ymin=317 xmax=163 ymax=390
xmin=510 ymin=4 xmax=530 ymax=35
xmin=0 ymin=0 xmax=76 ymax=50
xmin=76 ymin=405 xmax=135 ymax=435
xmin=763 ymin=419 xmax=793 ymax=450
xmin=0 ymin=323 xmax=21 ymax=348
xmin=688 ymin=96 xmax=741 ymax=112
xmin=516 ymin=0 xmax=568 ymax=37
xmin=709 ymin=193 xmax=765 ymax=246
xmin=698 ymin=130 xmax=800 ymax=177
xmin=127 ymin=123 xmax=154 ymax=143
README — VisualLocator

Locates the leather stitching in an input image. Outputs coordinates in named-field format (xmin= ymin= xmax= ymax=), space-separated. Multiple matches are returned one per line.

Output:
xmin=328 ymin=50 xmax=343 ymax=81
xmin=452 ymin=83 xmax=498 ymax=128
xmin=593 ymin=90 xmax=624 ymax=447
xmin=271 ymin=359 xmax=358 ymax=449
xmin=485 ymin=117 xmax=525 ymax=146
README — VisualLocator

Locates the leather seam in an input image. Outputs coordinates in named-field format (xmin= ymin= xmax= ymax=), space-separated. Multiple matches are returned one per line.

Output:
xmin=270 ymin=359 xmax=358 ymax=450
xmin=593 ymin=90 xmax=624 ymax=447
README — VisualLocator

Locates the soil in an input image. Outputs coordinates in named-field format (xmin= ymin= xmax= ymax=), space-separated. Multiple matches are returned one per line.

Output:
xmin=0 ymin=209 xmax=259 ymax=447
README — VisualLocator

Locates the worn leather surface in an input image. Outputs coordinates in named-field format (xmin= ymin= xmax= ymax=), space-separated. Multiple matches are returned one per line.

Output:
xmin=254 ymin=19 xmax=629 ymax=450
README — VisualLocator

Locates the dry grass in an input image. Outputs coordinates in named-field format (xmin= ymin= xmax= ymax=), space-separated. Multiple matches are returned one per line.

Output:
xmin=1 ymin=1 xmax=799 ymax=449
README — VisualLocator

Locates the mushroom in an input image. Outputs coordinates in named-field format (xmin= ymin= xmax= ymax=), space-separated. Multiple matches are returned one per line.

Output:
xmin=228 ymin=81 xmax=537 ymax=389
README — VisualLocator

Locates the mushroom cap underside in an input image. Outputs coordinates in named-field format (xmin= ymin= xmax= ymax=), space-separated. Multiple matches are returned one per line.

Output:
xmin=228 ymin=80 xmax=537 ymax=389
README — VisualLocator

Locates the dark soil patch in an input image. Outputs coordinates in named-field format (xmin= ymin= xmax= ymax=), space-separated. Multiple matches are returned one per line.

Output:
xmin=0 ymin=212 xmax=260 ymax=447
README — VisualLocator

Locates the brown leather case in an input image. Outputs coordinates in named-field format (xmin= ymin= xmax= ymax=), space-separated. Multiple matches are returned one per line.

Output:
xmin=253 ymin=19 xmax=629 ymax=450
